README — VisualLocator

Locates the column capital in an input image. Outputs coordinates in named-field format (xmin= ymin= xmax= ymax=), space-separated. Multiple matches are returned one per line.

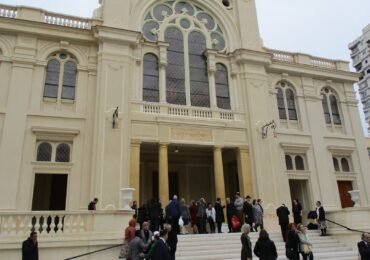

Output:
xmin=159 ymin=142 xmax=170 ymax=148
xmin=131 ymin=139 xmax=142 ymax=145
xmin=214 ymin=146 xmax=223 ymax=151
xmin=238 ymin=146 xmax=249 ymax=153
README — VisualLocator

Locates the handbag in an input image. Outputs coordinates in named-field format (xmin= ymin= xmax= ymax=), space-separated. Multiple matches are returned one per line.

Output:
xmin=231 ymin=215 xmax=241 ymax=229
xmin=118 ymin=241 xmax=130 ymax=259
xmin=302 ymin=243 xmax=312 ymax=254
xmin=179 ymin=216 xmax=184 ymax=226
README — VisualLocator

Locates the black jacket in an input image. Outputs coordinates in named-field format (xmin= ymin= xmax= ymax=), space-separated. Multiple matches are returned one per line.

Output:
xmin=254 ymin=239 xmax=278 ymax=260
xmin=358 ymin=241 xmax=370 ymax=260
xmin=22 ymin=238 xmax=38 ymax=260
xmin=243 ymin=201 xmax=254 ymax=222
xmin=151 ymin=239 xmax=171 ymax=260
xmin=286 ymin=230 xmax=300 ymax=251
xmin=317 ymin=206 xmax=326 ymax=221
xmin=226 ymin=202 xmax=236 ymax=217
xmin=276 ymin=206 xmax=290 ymax=225
xmin=214 ymin=202 xmax=225 ymax=222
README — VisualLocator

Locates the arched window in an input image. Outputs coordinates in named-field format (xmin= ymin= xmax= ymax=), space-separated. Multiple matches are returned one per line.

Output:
xmin=215 ymin=63 xmax=231 ymax=110
xmin=165 ymin=27 xmax=186 ymax=105
xmin=55 ymin=144 xmax=70 ymax=162
xmin=333 ymin=157 xmax=340 ymax=172
xmin=321 ymin=88 xmax=341 ymax=125
xmin=43 ymin=59 xmax=60 ymax=98
xmin=285 ymin=155 xmax=293 ymax=170
xmin=37 ymin=142 xmax=52 ymax=161
xmin=341 ymin=158 xmax=350 ymax=172
xmin=143 ymin=2 xmax=229 ymax=109
xmin=295 ymin=156 xmax=305 ymax=170
xmin=189 ymin=31 xmax=210 ymax=107
xmin=43 ymin=53 xmax=77 ymax=100
xmin=275 ymin=82 xmax=297 ymax=121
xmin=143 ymin=53 xmax=159 ymax=102
xmin=62 ymin=61 xmax=77 ymax=100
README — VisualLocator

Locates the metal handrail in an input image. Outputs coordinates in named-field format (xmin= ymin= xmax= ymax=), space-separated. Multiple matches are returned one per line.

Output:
xmin=326 ymin=218 xmax=368 ymax=233
xmin=64 ymin=243 xmax=124 ymax=260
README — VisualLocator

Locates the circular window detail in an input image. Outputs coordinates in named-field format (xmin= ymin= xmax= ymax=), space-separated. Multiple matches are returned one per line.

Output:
xmin=174 ymin=2 xmax=195 ymax=16
xmin=196 ymin=12 xmax=216 ymax=31
xmin=211 ymin=32 xmax=226 ymax=51
xmin=59 ymin=53 xmax=68 ymax=59
xmin=143 ymin=21 xmax=160 ymax=42
xmin=180 ymin=19 xmax=191 ymax=29
xmin=153 ymin=4 xmax=173 ymax=21
xmin=222 ymin=0 xmax=231 ymax=7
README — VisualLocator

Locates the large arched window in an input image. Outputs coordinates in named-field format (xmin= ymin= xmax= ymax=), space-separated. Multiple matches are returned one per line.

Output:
xmin=37 ymin=142 xmax=52 ymax=161
xmin=143 ymin=53 xmax=160 ymax=102
xmin=275 ymin=81 xmax=297 ymax=121
xmin=321 ymin=87 xmax=341 ymax=125
xmin=165 ymin=27 xmax=186 ymax=105
xmin=43 ymin=53 xmax=77 ymax=100
xmin=189 ymin=31 xmax=209 ymax=107
xmin=215 ymin=63 xmax=231 ymax=110
xmin=142 ymin=1 xmax=229 ymax=109
xmin=56 ymin=144 xmax=70 ymax=162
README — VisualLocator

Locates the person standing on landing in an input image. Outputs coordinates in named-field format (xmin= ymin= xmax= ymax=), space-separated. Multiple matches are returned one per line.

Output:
xmin=316 ymin=201 xmax=327 ymax=236
xmin=234 ymin=192 xmax=244 ymax=226
xmin=358 ymin=232 xmax=370 ymax=260
xmin=22 ymin=231 xmax=38 ymax=260
xmin=276 ymin=203 xmax=290 ymax=242
xmin=214 ymin=197 xmax=225 ymax=233
xmin=243 ymin=195 xmax=254 ymax=232
xmin=292 ymin=199 xmax=302 ymax=225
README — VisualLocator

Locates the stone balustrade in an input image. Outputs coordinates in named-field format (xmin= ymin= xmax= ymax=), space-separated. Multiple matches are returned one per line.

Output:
xmin=266 ymin=48 xmax=349 ymax=71
xmin=0 ymin=4 xmax=17 ymax=18
xmin=0 ymin=4 xmax=91 ymax=30
xmin=137 ymin=102 xmax=240 ymax=121
xmin=0 ymin=211 xmax=93 ymax=237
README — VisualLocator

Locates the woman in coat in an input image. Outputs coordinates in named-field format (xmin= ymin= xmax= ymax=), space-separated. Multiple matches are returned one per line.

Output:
xmin=297 ymin=224 xmax=314 ymax=260
xmin=241 ymin=224 xmax=252 ymax=260
xmin=189 ymin=200 xmax=198 ymax=234
xmin=253 ymin=200 xmax=263 ymax=232
xmin=286 ymin=223 xmax=300 ymax=260
xmin=180 ymin=198 xmax=190 ymax=234
xmin=292 ymin=199 xmax=303 ymax=225
xmin=253 ymin=230 xmax=278 ymax=260
xmin=214 ymin=197 xmax=225 ymax=233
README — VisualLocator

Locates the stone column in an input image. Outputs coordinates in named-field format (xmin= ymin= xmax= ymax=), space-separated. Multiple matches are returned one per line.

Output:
xmin=158 ymin=42 xmax=169 ymax=103
xmin=207 ymin=50 xmax=217 ymax=109
xmin=130 ymin=140 xmax=141 ymax=204
xmin=236 ymin=147 xmax=253 ymax=198
xmin=159 ymin=143 xmax=169 ymax=205
xmin=213 ymin=147 xmax=226 ymax=203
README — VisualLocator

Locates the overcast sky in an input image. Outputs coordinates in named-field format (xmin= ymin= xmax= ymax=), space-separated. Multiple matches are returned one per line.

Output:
xmin=1 ymin=0 xmax=369 ymax=134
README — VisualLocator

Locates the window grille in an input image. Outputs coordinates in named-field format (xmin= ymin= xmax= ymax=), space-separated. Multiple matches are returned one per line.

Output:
xmin=295 ymin=156 xmax=305 ymax=170
xmin=143 ymin=53 xmax=160 ymax=102
xmin=321 ymin=88 xmax=342 ymax=125
xmin=215 ymin=63 xmax=231 ymax=110
xmin=55 ymin=144 xmax=70 ymax=162
xmin=285 ymin=155 xmax=293 ymax=170
xmin=276 ymin=82 xmax=297 ymax=121
xmin=37 ymin=143 xmax=52 ymax=161
xmin=43 ymin=60 xmax=60 ymax=98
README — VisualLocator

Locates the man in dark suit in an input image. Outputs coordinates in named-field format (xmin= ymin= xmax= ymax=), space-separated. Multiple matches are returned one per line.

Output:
xmin=276 ymin=203 xmax=290 ymax=242
xmin=167 ymin=195 xmax=181 ymax=234
xmin=358 ymin=232 xmax=370 ymax=260
xmin=22 ymin=231 xmax=38 ymax=260
xmin=243 ymin=196 xmax=254 ymax=231
xmin=316 ymin=201 xmax=327 ymax=236
xmin=151 ymin=229 xmax=171 ymax=260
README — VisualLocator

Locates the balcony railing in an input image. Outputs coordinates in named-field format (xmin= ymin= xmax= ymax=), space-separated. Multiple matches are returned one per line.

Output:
xmin=135 ymin=102 xmax=241 ymax=121
xmin=0 ymin=4 xmax=91 ymax=30
xmin=0 ymin=4 xmax=17 ymax=18
xmin=266 ymin=48 xmax=349 ymax=71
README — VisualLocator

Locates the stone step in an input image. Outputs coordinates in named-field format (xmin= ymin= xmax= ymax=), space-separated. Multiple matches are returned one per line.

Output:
xmin=175 ymin=230 xmax=358 ymax=260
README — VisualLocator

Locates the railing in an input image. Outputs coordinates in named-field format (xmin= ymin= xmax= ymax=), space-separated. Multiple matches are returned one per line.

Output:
xmin=65 ymin=243 xmax=123 ymax=260
xmin=0 ymin=4 xmax=17 ymax=18
xmin=0 ymin=211 xmax=91 ymax=236
xmin=44 ymin=12 xmax=90 ymax=29
xmin=266 ymin=48 xmax=347 ymax=71
xmin=326 ymin=218 xmax=368 ymax=233
xmin=138 ymin=102 xmax=238 ymax=121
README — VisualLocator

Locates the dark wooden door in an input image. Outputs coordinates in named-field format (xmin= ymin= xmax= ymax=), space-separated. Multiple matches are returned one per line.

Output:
xmin=337 ymin=181 xmax=354 ymax=208
xmin=169 ymin=172 xmax=179 ymax=198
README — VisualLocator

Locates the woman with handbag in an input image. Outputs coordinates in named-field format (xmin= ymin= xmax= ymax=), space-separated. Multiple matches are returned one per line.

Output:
xmin=205 ymin=202 xmax=216 ymax=233
xmin=297 ymin=224 xmax=314 ymax=260
xmin=285 ymin=223 xmax=300 ymax=260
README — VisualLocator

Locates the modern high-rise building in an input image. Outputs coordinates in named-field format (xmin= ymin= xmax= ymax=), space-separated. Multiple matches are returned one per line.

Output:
xmin=349 ymin=24 xmax=370 ymax=133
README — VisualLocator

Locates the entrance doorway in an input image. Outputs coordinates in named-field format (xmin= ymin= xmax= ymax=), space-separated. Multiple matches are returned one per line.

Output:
xmin=32 ymin=174 xmax=68 ymax=211
xmin=289 ymin=179 xmax=312 ymax=222
xmin=337 ymin=181 xmax=354 ymax=208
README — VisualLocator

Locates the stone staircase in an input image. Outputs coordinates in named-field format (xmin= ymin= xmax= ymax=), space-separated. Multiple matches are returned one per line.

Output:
xmin=176 ymin=230 xmax=359 ymax=260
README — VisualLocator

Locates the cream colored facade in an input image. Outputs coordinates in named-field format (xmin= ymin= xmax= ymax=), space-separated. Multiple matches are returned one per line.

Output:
xmin=0 ymin=0 xmax=369 ymax=230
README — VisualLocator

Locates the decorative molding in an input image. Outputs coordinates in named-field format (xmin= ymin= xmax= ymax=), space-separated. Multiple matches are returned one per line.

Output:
xmin=31 ymin=126 xmax=80 ymax=141
xmin=280 ymin=142 xmax=311 ymax=152
xmin=171 ymin=128 xmax=213 ymax=142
